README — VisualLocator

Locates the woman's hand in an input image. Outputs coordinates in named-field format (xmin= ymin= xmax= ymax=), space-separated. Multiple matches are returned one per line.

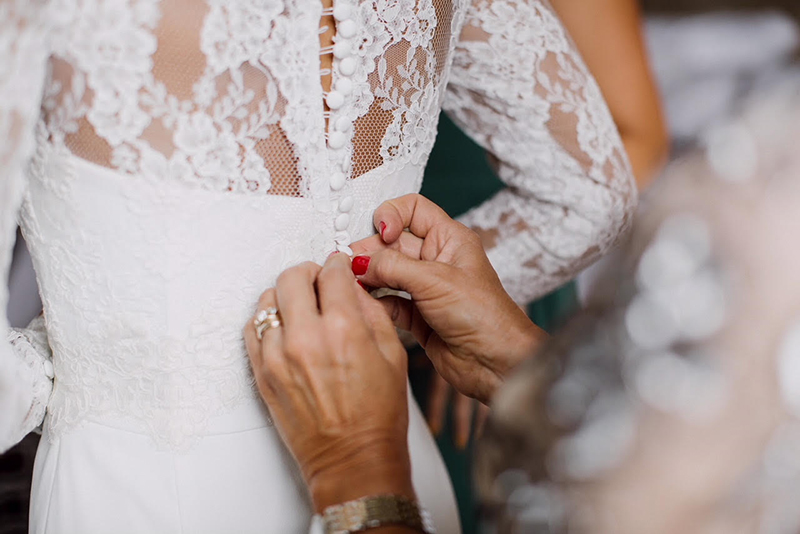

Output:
xmin=244 ymin=253 xmax=414 ymax=513
xmin=351 ymin=194 xmax=547 ymax=404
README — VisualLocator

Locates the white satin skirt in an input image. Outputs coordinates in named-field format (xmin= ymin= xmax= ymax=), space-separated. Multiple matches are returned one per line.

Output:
xmin=29 ymin=393 xmax=461 ymax=534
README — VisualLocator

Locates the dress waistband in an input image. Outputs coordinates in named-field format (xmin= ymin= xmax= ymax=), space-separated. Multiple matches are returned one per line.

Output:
xmin=46 ymin=386 xmax=272 ymax=451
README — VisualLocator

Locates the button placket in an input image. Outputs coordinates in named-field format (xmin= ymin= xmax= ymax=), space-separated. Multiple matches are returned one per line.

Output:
xmin=324 ymin=0 xmax=359 ymax=253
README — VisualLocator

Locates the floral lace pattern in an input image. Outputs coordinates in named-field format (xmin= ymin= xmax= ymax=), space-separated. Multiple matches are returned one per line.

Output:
xmin=445 ymin=0 xmax=635 ymax=303
xmin=5 ymin=316 xmax=53 ymax=448
xmin=0 ymin=0 xmax=635 ymax=450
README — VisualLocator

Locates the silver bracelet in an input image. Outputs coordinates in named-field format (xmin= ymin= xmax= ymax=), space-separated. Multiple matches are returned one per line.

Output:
xmin=319 ymin=494 xmax=436 ymax=534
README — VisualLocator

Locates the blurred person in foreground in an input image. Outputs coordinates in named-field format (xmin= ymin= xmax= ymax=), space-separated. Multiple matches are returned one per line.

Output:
xmin=245 ymin=82 xmax=800 ymax=533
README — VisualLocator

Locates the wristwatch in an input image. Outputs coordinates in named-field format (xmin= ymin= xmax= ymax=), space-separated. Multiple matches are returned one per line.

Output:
xmin=319 ymin=494 xmax=436 ymax=534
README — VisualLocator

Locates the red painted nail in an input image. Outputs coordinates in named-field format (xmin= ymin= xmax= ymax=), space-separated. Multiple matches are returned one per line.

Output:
xmin=352 ymin=256 xmax=371 ymax=276
xmin=379 ymin=222 xmax=387 ymax=240
xmin=357 ymin=281 xmax=367 ymax=291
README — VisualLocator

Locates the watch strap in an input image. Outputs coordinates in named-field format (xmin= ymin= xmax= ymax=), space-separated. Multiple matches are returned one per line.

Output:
xmin=321 ymin=494 xmax=435 ymax=534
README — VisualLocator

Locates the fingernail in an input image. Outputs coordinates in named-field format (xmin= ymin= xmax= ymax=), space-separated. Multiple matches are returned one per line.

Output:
xmin=357 ymin=281 xmax=367 ymax=291
xmin=352 ymin=256 xmax=371 ymax=276
xmin=379 ymin=222 xmax=387 ymax=240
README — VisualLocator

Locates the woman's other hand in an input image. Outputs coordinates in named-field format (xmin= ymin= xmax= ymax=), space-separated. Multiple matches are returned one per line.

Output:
xmin=351 ymin=194 xmax=547 ymax=404
xmin=243 ymin=253 xmax=413 ymax=513
xmin=427 ymin=374 xmax=490 ymax=450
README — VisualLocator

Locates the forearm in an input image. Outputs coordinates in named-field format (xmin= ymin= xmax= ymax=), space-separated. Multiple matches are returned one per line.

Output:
xmin=459 ymin=184 xmax=635 ymax=305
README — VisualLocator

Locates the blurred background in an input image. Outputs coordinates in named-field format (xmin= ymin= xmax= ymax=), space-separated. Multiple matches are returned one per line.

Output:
xmin=3 ymin=1 xmax=800 ymax=533
xmin=416 ymin=2 xmax=799 ymax=532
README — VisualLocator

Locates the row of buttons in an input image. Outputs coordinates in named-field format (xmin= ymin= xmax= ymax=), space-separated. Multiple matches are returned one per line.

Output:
xmin=326 ymin=2 xmax=357 ymax=253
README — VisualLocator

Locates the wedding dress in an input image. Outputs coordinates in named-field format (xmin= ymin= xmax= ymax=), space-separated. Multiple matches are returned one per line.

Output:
xmin=0 ymin=0 xmax=635 ymax=532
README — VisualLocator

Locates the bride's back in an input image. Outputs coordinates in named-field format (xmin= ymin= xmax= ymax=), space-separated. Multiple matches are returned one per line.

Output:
xmin=16 ymin=0 xmax=490 ymax=455
xmin=44 ymin=0 xmax=460 ymax=198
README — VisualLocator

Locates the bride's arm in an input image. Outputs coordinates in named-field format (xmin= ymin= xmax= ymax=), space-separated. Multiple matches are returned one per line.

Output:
xmin=0 ymin=0 xmax=54 ymax=453
xmin=550 ymin=0 xmax=669 ymax=187
xmin=444 ymin=0 xmax=637 ymax=304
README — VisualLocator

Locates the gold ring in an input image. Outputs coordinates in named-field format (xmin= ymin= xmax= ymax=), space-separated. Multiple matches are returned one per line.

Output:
xmin=254 ymin=307 xmax=282 ymax=340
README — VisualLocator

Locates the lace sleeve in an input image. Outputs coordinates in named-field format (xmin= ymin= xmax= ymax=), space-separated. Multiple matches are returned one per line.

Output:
xmin=0 ymin=0 xmax=53 ymax=452
xmin=444 ymin=0 xmax=637 ymax=304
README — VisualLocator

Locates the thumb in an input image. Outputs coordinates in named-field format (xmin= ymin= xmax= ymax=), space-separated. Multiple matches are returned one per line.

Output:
xmin=352 ymin=248 xmax=449 ymax=300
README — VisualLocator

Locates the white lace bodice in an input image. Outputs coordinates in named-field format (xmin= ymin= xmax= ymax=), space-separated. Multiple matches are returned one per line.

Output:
xmin=0 ymin=0 xmax=635 ymax=450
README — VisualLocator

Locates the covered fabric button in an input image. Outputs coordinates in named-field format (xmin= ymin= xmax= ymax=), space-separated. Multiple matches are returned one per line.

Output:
xmin=334 ymin=213 xmax=350 ymax=231
xmin=335 ymin=116 xmax=352 ymax=132
xmin=333 ymin=41 xmax=351 ymax=59
xmin=338 ymin=19 xmax=357 ymax=38
xmin=338 ymin=195 xmax=354 ymax=212
xmin=339 ymin=57 xmax=357 ymax=76
xmin=326 ymin=91 xmax=345 ymax=110
xmin=336 ymin=244 xmax=354 ymax=255
xmin=330 ymin=172 xmax=346 ymax=190
xmin=328 ymin=131 xmax=347 ymax=149
xmin=335 ymin=77 xmax=353 ymax=95
xmin=333 ymin=4 xmax=353 ymax=21
xmin=43 ymin=359 xmax=55 ymax=379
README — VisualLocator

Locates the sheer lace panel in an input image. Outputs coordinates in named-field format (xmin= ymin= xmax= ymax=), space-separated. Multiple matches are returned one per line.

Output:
xmin=40 ymin=0 xmax=458 ymax=196
xmin=43 ymin=1 xmax=307 ymax=196
xmin=351 ymin=0 xmax=453 ymax=178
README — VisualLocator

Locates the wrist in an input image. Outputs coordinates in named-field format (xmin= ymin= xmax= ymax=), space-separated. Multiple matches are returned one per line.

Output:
xmin=307 ymin=439 xmax=415 ymax=513
xmin=485 ymin=313 xmax=546 ymax=398
xmin=510 ymin=319 xmax=546 ymax=367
